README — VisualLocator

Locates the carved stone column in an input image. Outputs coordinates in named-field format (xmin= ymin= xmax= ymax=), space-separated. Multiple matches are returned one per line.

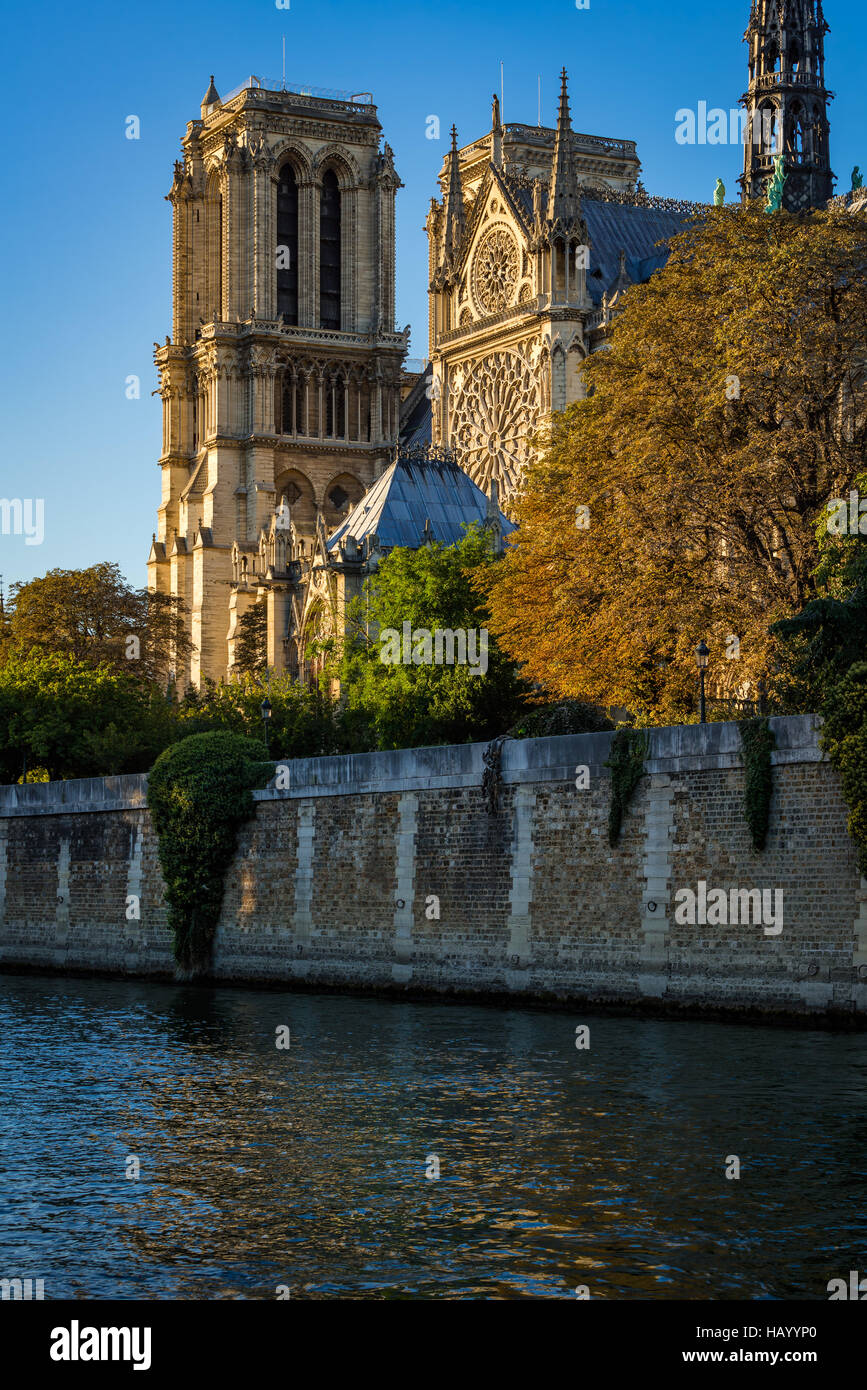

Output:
xmin=299 ymin=178 xmax=317 ymax=328
xmin=252 ymin=148 xmax=275 ymax=318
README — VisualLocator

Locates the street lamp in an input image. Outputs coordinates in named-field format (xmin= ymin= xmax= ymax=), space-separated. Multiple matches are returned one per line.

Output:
xmin=260 ymin=696 xmax=272 ymax=752
xmin=695 ymin=641 xmax=710 ymax=724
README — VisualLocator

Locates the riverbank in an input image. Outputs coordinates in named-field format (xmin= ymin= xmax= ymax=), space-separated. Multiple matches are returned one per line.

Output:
xmin=1 ymin=716 xmax=864 ymax=1025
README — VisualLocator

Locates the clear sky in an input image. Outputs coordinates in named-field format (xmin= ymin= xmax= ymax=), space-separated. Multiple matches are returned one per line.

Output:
xmin=1 ymin=0 xmax=864 ymax=592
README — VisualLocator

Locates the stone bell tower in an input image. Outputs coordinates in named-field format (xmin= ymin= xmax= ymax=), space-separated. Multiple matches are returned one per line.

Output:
xmin=739 ymin=0 xmax=834 ymax=210
xmin=147 ymin=74 xmax=408 ymax=686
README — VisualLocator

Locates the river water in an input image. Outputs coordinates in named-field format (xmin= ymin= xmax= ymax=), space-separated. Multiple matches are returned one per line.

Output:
xmin=0 ymin=973 xmax=864 ymax=1300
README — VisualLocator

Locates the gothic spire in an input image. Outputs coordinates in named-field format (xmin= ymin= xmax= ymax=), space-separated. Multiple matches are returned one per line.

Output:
xmin=442 ymin=125 xmax=466 ymax=265
xmin=739 ymin=0 xmax=833 ymax=210
xmin=549 ymin=68 xmax=580 ymax=224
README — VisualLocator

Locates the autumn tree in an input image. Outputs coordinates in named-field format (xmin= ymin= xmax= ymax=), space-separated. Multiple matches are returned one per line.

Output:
xmin=4 ymin=562 xmax=190 ymax=685
xmin=483 ymin=203 xmax=867 ymax=723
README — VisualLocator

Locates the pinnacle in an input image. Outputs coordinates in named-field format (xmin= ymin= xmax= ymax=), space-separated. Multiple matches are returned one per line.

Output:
xmin=557 ymin=68 xmax=571 ymax=129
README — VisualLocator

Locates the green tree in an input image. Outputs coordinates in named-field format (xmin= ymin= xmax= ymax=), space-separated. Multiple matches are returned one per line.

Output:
xmin=232 ymin=604 xmax=268 ymax=676
xmin=0 ymin=652 xmax=175 ymax=782
xmin=771 ymin=507 xmax=867 ymax=713
xmin=339 ymin=527 xmax=532 ymax=749
xmin=177 ymin=671 xmax=342 ymax=760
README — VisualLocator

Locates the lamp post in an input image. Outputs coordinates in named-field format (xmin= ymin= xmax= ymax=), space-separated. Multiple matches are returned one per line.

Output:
xmin=260 ymin=696 xmax=272 ymax=753
xmin=696 ymin=641 xmax=709 ymax=724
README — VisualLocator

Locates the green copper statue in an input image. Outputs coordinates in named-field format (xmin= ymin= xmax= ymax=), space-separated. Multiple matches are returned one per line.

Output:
xmin=852 ymin=166 xmax=863 ymax=192
xmin=714 ymin=178 xmax=726 ymax=207
xmin=764 ymin=154 xmax=787 ymax=213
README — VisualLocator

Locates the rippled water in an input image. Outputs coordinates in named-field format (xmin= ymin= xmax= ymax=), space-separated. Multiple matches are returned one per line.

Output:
xmin=0 ymin=973 xmax=865 ymax=1300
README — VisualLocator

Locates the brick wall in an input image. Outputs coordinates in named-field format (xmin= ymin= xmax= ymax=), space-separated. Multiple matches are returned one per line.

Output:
xmin=1 ymin=717 xmax=864 ymax=1021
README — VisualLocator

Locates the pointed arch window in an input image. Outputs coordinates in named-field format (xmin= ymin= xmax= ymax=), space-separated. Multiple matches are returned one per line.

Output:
xmin=277 ymin=164 xmax=299 ymax=324
xmin=788 ymin=103 xmax=806 ymax=161
xmin=205 ymin=176 xmax=223 ymax=322
xmin=191 ymin=373 xmax=199 ymax=452
xmin=320 ymin=169 xmax=341 ymax=330
xmin=759 ymin=102 xmax=778 ymax=155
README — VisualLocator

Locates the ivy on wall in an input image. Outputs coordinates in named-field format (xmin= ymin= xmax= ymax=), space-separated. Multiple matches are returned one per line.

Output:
xmin=820 ymin=662 xmax=867 ymax=875
xmin=147 ymin=732 xmax=274 ymax=978
xmin=739 ymin=717 xmax=776 ymax=853
xmin=605 ymin=728 xmax=649 ymax=846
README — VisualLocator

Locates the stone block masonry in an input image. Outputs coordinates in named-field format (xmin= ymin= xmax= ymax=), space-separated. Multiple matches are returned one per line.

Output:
xmin=0 ymin=716 xmax=865 ymax=1023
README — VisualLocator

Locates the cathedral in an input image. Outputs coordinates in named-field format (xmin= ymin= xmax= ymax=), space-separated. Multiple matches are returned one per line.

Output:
xmin=149 ymin=1 xmax=839 ymax=688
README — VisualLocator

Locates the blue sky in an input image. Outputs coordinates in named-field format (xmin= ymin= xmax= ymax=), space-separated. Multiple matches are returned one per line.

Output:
xmin=1 ymin=0 xmax=864 ymax=591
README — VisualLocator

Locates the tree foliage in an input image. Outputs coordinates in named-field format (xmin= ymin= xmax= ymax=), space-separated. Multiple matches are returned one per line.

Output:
xmin=769 ymin=527 xmax=867 ymax=866
xmin=771 ymin=521 xmax=867 ymax=713
xmin=177 ymin=671 xmax=341 ymax=760
xmin=5 ymin=563 xmax=190 ymax=685
xmin=0 ymin=652 xmax=174 ymax=782
xmin=484 ymin=204 xmax=867 ymax=724
xmin=339 ymin=527 xmax=533 ymax=749
xmin=232 ymin=604 xmax=269 ymax=676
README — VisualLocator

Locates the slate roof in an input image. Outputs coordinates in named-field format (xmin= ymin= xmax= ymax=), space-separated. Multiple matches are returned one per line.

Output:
xmin=582 ymin=198 xmax=693 ymax=304
xmin=398 ymin=363 xmax=434 ymax=449
xmin=498 ymin=183 xmax=694 ymax=299
xmin=327 ymin=452 xmax=515 ymax=553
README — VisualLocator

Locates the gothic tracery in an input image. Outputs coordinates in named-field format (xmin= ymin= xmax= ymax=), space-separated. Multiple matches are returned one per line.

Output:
xmin=472 ymin=227 xmax=520 ymax=313
xmin=449 ymin=348 xmax=541 ymax=497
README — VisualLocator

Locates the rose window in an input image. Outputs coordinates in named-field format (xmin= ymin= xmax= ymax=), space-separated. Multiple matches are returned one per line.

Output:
xmin=449 ymin=349 xmax=540 ymax=499
xmin=472 ymin=228 xmax=519 ymax=314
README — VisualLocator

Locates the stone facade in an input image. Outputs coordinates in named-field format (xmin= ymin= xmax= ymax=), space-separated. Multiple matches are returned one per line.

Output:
xmin=425 ymin=75 xmax=704 ymax=505
xmin=147 ymin=76 xmax=408 ymax=685
xmin=2 ymin=718 xmax=865 ymax=1023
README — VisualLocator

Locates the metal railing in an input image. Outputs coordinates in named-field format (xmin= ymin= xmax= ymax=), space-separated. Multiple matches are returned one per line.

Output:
xmin=221 ymin=75 xmax=375 ymax=107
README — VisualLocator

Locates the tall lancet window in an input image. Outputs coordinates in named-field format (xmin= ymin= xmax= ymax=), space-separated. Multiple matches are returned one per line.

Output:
xmin=320 ymin=169 xmax=342 ymax=330
xmin=277 ymin=164 xmax=299 ymax=324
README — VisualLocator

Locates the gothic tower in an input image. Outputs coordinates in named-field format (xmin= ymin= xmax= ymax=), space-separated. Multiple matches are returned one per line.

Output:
xmin=740 ymin=0 xmax=834 ymax=210
xmin=147 ymin=75 xmax=407 ymax=686
xmin=427 ymin=71 xmax=612 ymax=504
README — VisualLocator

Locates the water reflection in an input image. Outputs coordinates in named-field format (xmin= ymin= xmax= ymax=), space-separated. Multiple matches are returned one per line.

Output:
xmin=0 ymin=974 xmax=865 ymax=1299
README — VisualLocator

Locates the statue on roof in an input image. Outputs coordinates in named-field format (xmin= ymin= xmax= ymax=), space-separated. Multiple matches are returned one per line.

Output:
xmin=764 ymin=154 xmax=787 ymax=213
xmin=492 ymin=93 xmax=501 ymax=130
xmin=852 ymin=166 xmax=863 ymax=192
xmin=714 ymin=178 xmax=725 ymax=207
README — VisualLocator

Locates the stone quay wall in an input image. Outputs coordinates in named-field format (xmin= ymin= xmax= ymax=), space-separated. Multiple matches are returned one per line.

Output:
xmin=1 ymin=716 xmax=865 ymax=1022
